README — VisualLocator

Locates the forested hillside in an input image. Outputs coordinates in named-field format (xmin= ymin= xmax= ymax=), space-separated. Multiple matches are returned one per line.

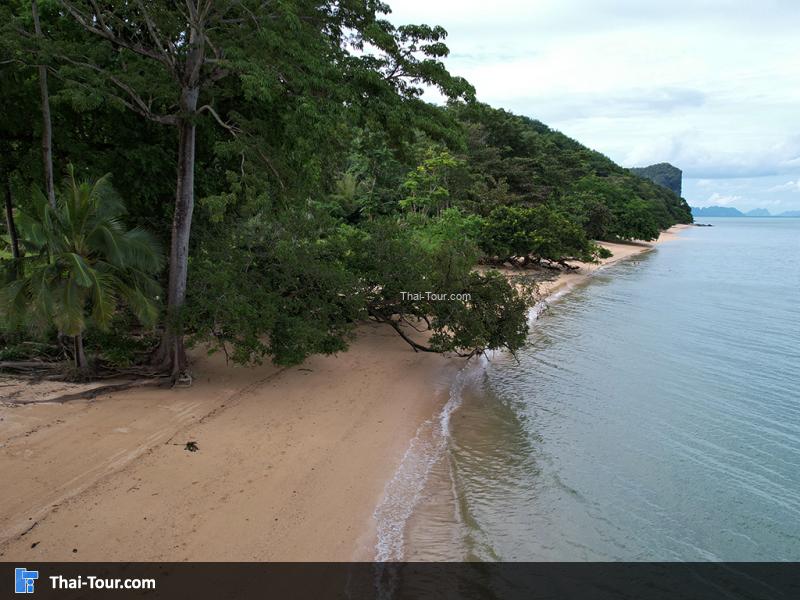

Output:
xmin=631 ymin=162 xmax=683 ymax=197
xmin=0 ymin=0 xmax=692 ymax=381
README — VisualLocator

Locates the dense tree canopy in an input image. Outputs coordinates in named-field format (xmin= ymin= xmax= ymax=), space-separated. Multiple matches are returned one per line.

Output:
xmin=0 ymin=0 xmax=693 ymax=379
xmin=478 ymin=205 xmax=604 ymax=267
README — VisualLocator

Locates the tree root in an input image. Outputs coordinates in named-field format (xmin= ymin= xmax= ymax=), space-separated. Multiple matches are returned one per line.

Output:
xmin=3 ymin=377 xmax=165 ymax=405
xmin=0 ymin=360 xmax=171 ymax=383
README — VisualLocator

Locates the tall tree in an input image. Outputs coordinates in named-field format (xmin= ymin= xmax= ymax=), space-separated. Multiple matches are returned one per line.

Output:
xmin=56 ymin=0 xmax=472 ymax=380
xmin=31 ymin=0 xmax=57 ymax=209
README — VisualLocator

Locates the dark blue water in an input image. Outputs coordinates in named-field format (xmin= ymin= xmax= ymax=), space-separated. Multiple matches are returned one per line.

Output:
xmin=406 ymin=219 xmax=800 ymax=561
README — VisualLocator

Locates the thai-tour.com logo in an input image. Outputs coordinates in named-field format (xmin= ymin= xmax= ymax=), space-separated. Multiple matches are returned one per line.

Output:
xmin=14 ymin=568 xmax=38 ymax=594
xmin=14 ymin=567 xmax=156 ymax=594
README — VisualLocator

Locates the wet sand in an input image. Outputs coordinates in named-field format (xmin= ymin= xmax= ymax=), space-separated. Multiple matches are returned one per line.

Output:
xmin=0 ymin=225 xmax=688 ymax=561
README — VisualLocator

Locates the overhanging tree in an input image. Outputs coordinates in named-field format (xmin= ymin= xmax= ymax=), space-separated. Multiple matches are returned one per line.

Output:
xmin=55 ymin=0 xmax=473 ymax=380
xmin=478 ymin=205 xmax=604 ymax=267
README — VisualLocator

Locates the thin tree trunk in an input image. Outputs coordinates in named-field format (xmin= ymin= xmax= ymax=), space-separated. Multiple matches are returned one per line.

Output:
xmin=73 ymin=333 xmax=87 ymax=371
xmin=4 ymin=178 xmax=20 ymax=259
xmin=31 ymin=0 xmax=56 ymax=209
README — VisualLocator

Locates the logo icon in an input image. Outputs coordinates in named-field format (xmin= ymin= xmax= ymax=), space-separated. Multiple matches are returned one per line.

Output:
xmin=14 ymin=568 xmax=39 ymax=594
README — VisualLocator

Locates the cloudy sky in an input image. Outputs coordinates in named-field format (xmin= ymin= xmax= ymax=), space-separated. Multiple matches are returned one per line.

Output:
xmin=388 ymin=0 xmax=800 ymax=212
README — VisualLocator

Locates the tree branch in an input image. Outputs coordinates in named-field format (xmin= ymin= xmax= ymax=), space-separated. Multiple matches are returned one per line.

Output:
xmin=197 ymin=104 xmax=240 ymax=135
xmin=59 ymin=0 xmax=176 ymax=72
xmin=134 ymin=0 xmax=178 ymax=70
xmin=253 ymin=147 xmax=286 ymax=190
xmin=368 ymin=308 xmax=436 ymax=353
xmin=53 ymin=57 xmax=178 ymax=126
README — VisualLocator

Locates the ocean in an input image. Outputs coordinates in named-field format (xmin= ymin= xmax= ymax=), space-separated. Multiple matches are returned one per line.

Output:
xmin=376 ymin=218 xmax=800 ymax=562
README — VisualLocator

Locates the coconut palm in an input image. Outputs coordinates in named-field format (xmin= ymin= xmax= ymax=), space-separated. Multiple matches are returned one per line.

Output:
xmin=2 ymin=166 xmax=164 ymax=370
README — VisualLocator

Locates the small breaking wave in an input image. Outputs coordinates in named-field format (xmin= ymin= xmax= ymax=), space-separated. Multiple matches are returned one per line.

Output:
xmin=373 ymin=358 xmax=486 ymax=562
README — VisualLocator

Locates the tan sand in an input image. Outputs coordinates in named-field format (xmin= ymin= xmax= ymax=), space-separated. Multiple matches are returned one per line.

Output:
xmin=0 ymin=224 xmax=689 ymax=562
xmin=0 ymin=326 xmax=459 ymax=561
xmin=538 ymin=223 xmax=692 ymax=297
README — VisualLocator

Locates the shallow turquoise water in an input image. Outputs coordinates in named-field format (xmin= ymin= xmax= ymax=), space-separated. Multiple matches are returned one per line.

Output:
xmin=407 ymin=218 xmax=800 ymax=561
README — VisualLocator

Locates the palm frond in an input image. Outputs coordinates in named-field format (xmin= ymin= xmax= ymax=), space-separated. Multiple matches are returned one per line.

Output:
xmin=89 ymin=270 xmax=118 ymax=330
xmin=119 ymin=228 xmax=165 ymax=273
xmin=5 ymin=166 xmax=163 ymax=340
xmin=55 ymin=278 xmax=87 ymax=336
xmin=90 ymin=223 xmax=126 ymax=266
xmin=117 ymin=280 xmax=159 ymax=328
xmin=91 ymin=173 xmax=126 ymax=219
xmin=64 ymin=253 xmax=94 ymax=287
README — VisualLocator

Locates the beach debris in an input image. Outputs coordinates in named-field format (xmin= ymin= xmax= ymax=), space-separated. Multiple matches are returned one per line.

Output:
xmin=174 ymin=370 xmax=193 ymax=388
xmin=185 ymin=441 xmax=199 ymax=452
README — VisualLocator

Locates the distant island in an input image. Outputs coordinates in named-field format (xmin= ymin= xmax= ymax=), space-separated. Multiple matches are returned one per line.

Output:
xmin=691 ymin=206 xmax=800 ymax=217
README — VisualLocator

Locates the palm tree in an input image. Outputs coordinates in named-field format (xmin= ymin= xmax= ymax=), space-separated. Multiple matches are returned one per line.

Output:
xmin=2 ymin=166 xmax=164 ymax=371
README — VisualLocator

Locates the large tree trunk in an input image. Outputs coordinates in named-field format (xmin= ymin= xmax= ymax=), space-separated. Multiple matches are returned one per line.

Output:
xmin=31 ymin=0 xmax=56 ymax=209
xmin=4 ymin=178 xmax=20 ymax=259
xmin=160 ymin=88 xmax=199 ymax=379
xmin=154 ymin=18 xmax=205 ymax=383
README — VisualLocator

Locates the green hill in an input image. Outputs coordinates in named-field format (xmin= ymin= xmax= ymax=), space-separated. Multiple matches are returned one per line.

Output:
xmin=630 ymin=163 xmax=683 ymax=197
xmin=449 ymin=103 xmax=694 ymax=238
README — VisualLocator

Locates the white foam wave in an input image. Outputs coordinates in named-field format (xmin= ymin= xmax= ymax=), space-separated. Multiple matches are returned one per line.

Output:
xmin=373 ymin=358 xmax=486 ymax=562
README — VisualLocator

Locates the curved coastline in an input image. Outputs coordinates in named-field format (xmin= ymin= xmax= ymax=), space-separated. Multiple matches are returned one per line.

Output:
xmin=0 ymin=227 xmax=688 ymax=562
xmin=370 ymin=224 xmax=691 ymax=561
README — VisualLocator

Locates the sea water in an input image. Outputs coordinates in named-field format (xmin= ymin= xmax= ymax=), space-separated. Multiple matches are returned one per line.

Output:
xmin=383 ymin=218 xmax=800 ymax=561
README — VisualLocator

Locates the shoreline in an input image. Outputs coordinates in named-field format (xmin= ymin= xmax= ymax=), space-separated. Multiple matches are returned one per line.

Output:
xmin=539 ymin=223 xmax=692 ymax=300
xmin=377 ymin=223 xmax=692 ymax=561
xmin=0 ymin=224 xmax=689 ymax=562
xmin=0 ymin=326 xmax=461 ymax=561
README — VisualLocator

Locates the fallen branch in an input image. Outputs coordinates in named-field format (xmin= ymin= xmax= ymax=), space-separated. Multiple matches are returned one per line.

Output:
xmin=4 ymin=377 xmax=165 ymax=405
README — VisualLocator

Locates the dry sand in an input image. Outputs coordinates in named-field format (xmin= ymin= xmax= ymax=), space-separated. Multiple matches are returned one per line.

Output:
xmin=0 ymin=224 xmax=689 ymax=562
xmin=538 ymin=224 xmax=691 ymax=297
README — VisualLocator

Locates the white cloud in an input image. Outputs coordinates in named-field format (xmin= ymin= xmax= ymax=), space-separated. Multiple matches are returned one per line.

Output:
xmin=706 ymin=193 xmax=742 ymax=206
xmin=768 ymin=180 xmax=800 ymax=192
xmin=388 ymin=0 xmax=800 ymax=209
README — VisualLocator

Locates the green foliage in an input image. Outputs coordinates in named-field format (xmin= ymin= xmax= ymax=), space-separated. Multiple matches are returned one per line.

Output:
xmin=1 ymin=168 xmax=163 ymax=365
xmin=186 ymin=205 xmax=364 ymax=366
xmin=596 ymin=246 xmax=613 ymax=259
xmin=347 ymin=216 xmax=529 ymax=357
xmin=565 ymin=175 xmax=665 ymax=241
xmin=448 ymin=103 xmax=693 ymax=239
xmin=85 ymin=325 xmax=158 ymax=368
xmin=558 ymin=191 xmax=614 ymax=240
xmin=400 ymin=149 xmax=466 ymax=216
xmin=630 ymin=163 xmax=683 ymax=197
xmin=187 ymin=205 xmax=529 ymax=364
xmin=479 ymin=205 xmax=601 ymax=264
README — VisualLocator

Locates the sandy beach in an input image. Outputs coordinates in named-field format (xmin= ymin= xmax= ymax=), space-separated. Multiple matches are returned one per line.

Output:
xmin=537 ymin=223 xmax=691 ymax=297
xmin=0 ymin=225 xmax=688 ymax=562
